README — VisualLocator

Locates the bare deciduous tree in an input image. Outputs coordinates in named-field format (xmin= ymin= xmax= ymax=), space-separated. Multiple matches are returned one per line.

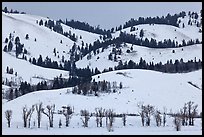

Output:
xmin=154 ymin=110 xmax=162 ymax=127
xmin=42 ymin=104 xmax=55 ymax=128
xmin=59 ymin=118 xmax=62 ymax=128
xmin=174 ymin=114 xmax=181 ymax=131
xmin=80 ymin=109 xmax=90 ymax=127
xmin=28 ymin=105 xmax=35 ymax=128
xmin=106 ymin=109 xmax=115 ymax=132
xmin=22 ymin=105 xmax=34 ymax=128
xmin=122 ymin=113 xmax=127 ymax=126
xmin=62 ymin=105 xmax=73 ymax=127
xmin=95 ymin=107 xmax=105 ymax=127
xmin=35 ymin=102 xmax=43 ymax=128
xmin=5 ymin=110 xmax=12 ymax=128
xmin=180 ymin=103 xmax=188 ymax=126
xmin=163 ymin=107 xmax=167 ymax=127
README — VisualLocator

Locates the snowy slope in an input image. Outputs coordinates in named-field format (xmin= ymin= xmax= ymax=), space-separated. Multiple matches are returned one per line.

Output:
xmin=112 ymin=24 xmax=202 ymax=45
xmin=2 ymin=69 xmax=202 ymax=134
xmin=112 ymin=14 xmax=202 ymax=45
xmin=76 ymin=13 xmax=202 ymax=71
xmin=2 ymin=69 xmax=202 ymax=118
xmin=2 ymin=12 xmax=102 ymax=85
xmin=2 ymin=51 xmax=69 ymax=84
xmin=76 ymin=43 xmax=202 ymax=71
xmin=2 ymin=12 xmax=101 ymax=65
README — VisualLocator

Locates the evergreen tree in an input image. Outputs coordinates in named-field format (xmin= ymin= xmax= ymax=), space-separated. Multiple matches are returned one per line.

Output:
xmin=37 ymin=55 xmax=43 ymax=66
xmin=108 ymin=53 xmax=113 ymax=61
xmin=16 ymin=44 xmax=24 ymax=58
xmin=3 ymin=45 xmax=8 ymax=52
xmin=15 ymin=36 xmax=20 ymax=45
xmin=6 ymin=66 xmax=9 ymax=73
xmin=25 ymin=34 xmax=29 ymax=39
xmin=9 ymin=89 xmax=14 ymax=101
xmin=39 ymin=19 xmax=43 ymax=26
xmin=52 ymin=77 xmax=59 ymax=89
xmin=3 ymin=7 xmax=8 ymax=13
xmin=139 ymin=29 xmax=144 ymax=38
xmin=5 ymin=38 xmax=8 ymax=43
xmin=15 ymin=88 xmax=18 ymax=98
xmin=32 ymin=58 xmax=37 ymax=65
xmin=8 ymin=41 xmax=13 ymax=51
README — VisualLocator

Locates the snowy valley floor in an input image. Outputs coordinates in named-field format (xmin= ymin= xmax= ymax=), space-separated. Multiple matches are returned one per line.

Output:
xmin=2 ymin=116 xmax=202 ymax=135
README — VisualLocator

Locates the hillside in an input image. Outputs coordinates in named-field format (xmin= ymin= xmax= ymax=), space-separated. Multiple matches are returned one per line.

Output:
xmin=2 ymin=69 xmax=202 ymax=134
xmin=2 ymin=12 xmax=101 ymax=66
xmin=76 ymin=43 xmax=202 ymax=71
xmin=76 ymin=12 xmax=202 ymax=71
xmin=2 ymin=10 xmax=202 ymax=135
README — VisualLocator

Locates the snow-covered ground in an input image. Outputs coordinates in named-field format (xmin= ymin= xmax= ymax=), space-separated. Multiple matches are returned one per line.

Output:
xmin=2 ymin=116 xmax=202 ymax=135
xmin=2 ymin=69 xmax=202 ymax=135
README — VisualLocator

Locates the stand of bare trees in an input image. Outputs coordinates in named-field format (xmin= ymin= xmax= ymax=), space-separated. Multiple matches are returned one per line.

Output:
xmin=80 ymin=109 xmax=90 ymax=127
xmin=42 ymin=104 xmax=55 ymax=128
xmin=106 ymin=109 xmax=115 ymax=132
xmin=187 ymin=101 xmax=198 ymax=126
xmin=22 ymin=105 xmax=35 ymax=128
xmin=174 ymin=113 xmax=182 ymax=131
xmin=95 ymin=107 xmax=105 ymax=127
xmin=179 ymin=101 xmax=198 ymax=126
xmin=154 ymin=110 xmax=162 ymax=127
xmin=62 ymin=105 xmax=73 ymax=127
xmin=5 ymin=110 xmax=12 ymax=128
xmin=138 ymin=104 xmax=155 ymax=126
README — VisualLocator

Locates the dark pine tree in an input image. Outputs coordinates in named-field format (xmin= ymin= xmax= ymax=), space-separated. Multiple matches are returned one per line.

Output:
xmin=8 ymin=41 xmax=13 ymax=51
xmin=37 ymin=55 xmax=43 ymax=66
xmin=139 ymin=29 xmax=144 ymax=38
xmin=5 ymin=38 xmax=9 ymax=43
xmin=25 ymin=34 xmax=29 ymax=40
xmin=3 ymin=45 xmax=8 ymax=52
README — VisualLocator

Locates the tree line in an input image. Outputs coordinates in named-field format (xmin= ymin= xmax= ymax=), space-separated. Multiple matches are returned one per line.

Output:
xmin=108 ymin=57 xmax=202 ymax=74
xmin=2 ymin=6 xmax=26 ymax=14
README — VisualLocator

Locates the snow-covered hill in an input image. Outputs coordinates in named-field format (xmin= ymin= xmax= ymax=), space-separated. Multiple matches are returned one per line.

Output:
xmin=76 ymin=13 xmax=202 ymax=71
xmin=76 ymin=43 xmax=202 ymax=71
xmin=2 ymin=12 xmax=101 ymax=66
xmin=3 ymin=69 xmax=202 ymax=114
xmin=112 ymin=13 xmax=202 ymax=45
xmin=2 ymin=69 xmax=202 ymax=134
xmin=2 ymin=12 xmax=102 ymax=85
